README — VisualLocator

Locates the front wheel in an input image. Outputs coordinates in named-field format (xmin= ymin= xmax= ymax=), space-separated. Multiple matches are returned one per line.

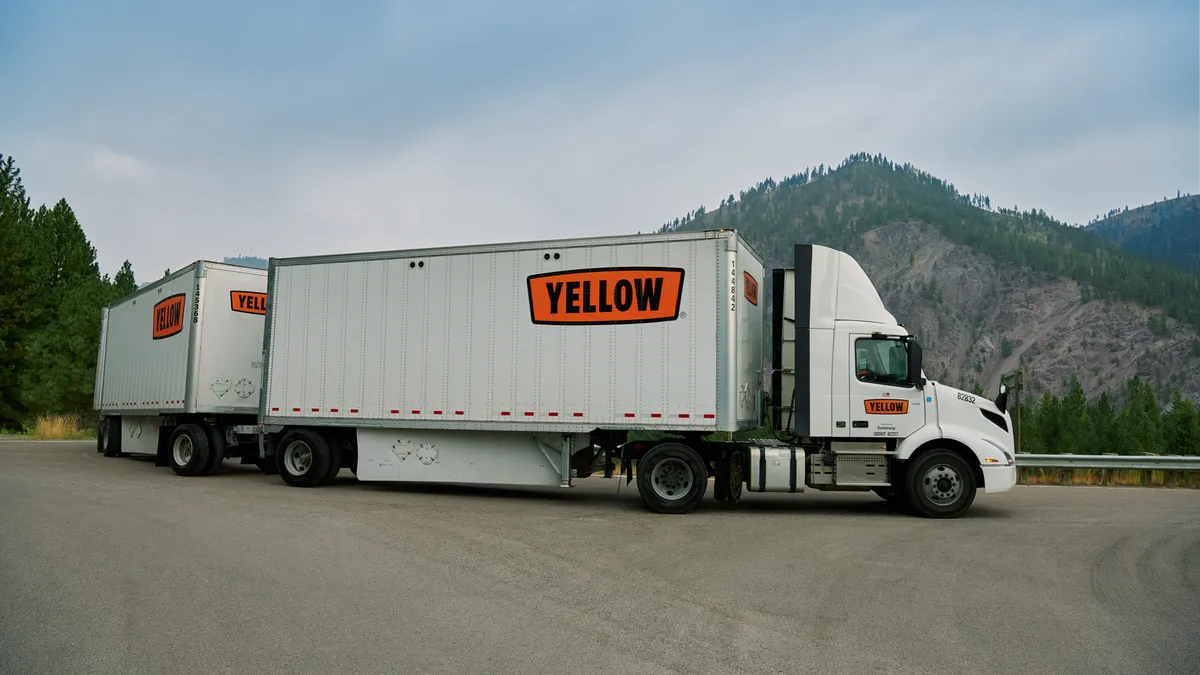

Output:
xmin=636 ymin=442 xmax=708 ymax=514
xmin=903 ymin=449 xmax=977 ymax=518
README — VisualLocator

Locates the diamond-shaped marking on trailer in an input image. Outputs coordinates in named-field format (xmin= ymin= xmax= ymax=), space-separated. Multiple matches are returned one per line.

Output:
xmin=210 ymin=377 xmax=232 ymax=398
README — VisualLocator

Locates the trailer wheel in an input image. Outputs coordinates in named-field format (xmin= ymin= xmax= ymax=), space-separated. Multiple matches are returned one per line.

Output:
xmin=201 ymin=424 xmax=226 ymax=475
xmin=637 ymin=442 xmax=708 ymax=514
xmin=275 ymin=429 xmax=333 ymax=488
xmin=168 ymin=424 xmax=212 ymax=477
xmin=99 ymin=417 xmax=122 ymax=457
xmin=903 ymin=448 xmax=977 ymax=518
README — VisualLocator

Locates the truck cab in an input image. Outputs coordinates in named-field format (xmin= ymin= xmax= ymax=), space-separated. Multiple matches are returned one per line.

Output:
xmin=765 ymin=243 xmax=1017 ymax=517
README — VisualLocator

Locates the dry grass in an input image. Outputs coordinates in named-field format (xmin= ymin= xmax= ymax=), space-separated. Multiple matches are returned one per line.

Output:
xmin=1018 ymin=467 xmax=1200 ymax=489
xmin=29 ymin=413 xmax=94 ymax=441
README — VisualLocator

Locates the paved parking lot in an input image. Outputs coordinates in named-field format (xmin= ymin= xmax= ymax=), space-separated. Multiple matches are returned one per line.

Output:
xmin=1 ymin=440 xmax=1198 ymax=675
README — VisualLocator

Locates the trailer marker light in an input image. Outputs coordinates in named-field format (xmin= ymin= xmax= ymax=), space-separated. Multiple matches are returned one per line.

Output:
xmin=548 ymin=412 xmax=559 ymax=417
xmin=650 ymin=413 xmax=662 ymax=418
xmin=524 ymin=412 xmax=535 ymax=416
xmin=678 ymin=414 xmax=690 ymax=419
xmin=293 ymin=408 xmax=301 ymax=412
xmin=390 ymin=409 xmax=400 ymax=414
xmin=271 ymin=407 xmax=279 ymax=412
xmin=455 ymin=411 xmax=464 ymax=415
xmin=433 ymin=410 xmax=443 ymax=415
xmin=350 ymin=409 xmax=359 ymax=414
xmin=624 ymin=413 xmax=635 ymax=418
xmin=330 ymin=408 xmax=339 ymax=413
xmin=311 ymin=408 xmax=319 ymax=412
xmin=573 ymin=412 xmax=583 ymax=417
xmin=411 ymin=410 xmax=421 ymax=414
xmin=501 ymin=411 xmax=511 ymax=416
xmin=703 ymin=414 xmax=715 ymax=419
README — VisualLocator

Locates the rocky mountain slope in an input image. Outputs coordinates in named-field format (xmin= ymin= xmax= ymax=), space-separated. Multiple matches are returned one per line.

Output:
xmin=1084 ymin=195 xmax=1200 ymax=273
xmin=658 ymin=153 xmax=1200 ymax=407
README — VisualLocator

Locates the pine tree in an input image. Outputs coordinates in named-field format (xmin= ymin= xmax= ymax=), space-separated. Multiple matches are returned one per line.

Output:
xmin=1059 ymin=379 xmax=1092 ymax=454
xmin=19 ymin=199 xmax=108 ymax=417
xmin=1163 ymin=389 xmax=1200 ymax=456
xmin=0 ymin=154 xmax=35 ymax=429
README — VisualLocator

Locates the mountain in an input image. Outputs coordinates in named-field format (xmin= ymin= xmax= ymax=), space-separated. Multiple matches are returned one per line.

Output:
xmin=1083 ymin=195 xmax=1200 ymax=273
xmin=223 ymin=255 xmax=268 ymax=269
xmin=657 ymin=152 xmax=1200 ymax=407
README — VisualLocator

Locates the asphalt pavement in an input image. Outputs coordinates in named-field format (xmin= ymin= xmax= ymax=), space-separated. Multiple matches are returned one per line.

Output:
xmin=1 ymin=440 xmax=1197 ymax=675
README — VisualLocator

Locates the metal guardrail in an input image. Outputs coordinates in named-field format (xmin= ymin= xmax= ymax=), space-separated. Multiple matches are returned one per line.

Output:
xmin=1014 ymin=454 xmax=1200 ymax=471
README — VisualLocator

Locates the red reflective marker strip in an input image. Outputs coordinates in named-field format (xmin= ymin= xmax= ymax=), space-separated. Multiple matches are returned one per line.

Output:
xmin=573 ymin=412 xmax=583 ymax=417
xmin=650 ymin=413 xmax=662 ymax=418
xmin=293 ymin=408 xmax=301 ymax=412
xmin=433 ymin=410 xmax=443 ymax=415
xmin=390 ymin=409 xmax=400 ymax=414
xmin=548 ymin=412 xmax=558 ymax=417
xmin=500 ymin=412 xmax=511 ymax=416
xmin=624 ymin=413 xmax=635 ymax=418
xmin=524 ymin=412 xmax=535 ymax=417
xmin=455 ymin=411 xmax=464 ymax=415
xmin=271 ymin=407 xmax=279 ymax=412
xmin=678 ymin=414 xmax=690 ymax=419
xmin=311 ymin=408 xmax=319 ymax=412
xmin=350 ymin=409 xmax=359 ymax=413
xmin=703 ymin=414 xmax=715 ymax=419
xmin=330 ymin=408 xmax=339 ymax=413
xmin=411 ymin=410 xmax=421 ymax=414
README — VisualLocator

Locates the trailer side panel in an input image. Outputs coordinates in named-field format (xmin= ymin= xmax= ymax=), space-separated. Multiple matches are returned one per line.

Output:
xmin=96 ymin=268 xmax=196 ymax=414
xmin=263 ymin=233 xmax=747 ymax=431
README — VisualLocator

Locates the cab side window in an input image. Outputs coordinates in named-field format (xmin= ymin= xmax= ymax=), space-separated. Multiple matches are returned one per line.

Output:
xmin=855 ymin=338 xmax=910 ymax=387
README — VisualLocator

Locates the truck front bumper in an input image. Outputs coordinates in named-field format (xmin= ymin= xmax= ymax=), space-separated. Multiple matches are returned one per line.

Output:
xmin=982 ymin=463 xmax=1017 ymax=493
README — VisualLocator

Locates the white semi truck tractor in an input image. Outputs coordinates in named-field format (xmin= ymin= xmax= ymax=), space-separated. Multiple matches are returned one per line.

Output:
xmin=249 ymin=230 xmax=1017 ymax=517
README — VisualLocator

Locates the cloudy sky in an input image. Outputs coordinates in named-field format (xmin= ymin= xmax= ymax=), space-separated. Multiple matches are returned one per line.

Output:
xmin=2 ymin=0 xmax=1197 ymax=281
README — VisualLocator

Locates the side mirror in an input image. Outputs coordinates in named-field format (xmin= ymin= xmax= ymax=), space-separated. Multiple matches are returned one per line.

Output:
xmin=995 ymin=383 xmax=1009 ymax=414
xmin=906 ymin=339 xmax=925 ymax=389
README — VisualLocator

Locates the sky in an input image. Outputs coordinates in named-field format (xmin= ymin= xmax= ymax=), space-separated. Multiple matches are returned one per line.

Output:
xmin=2 ymin=0 xmax=1197 ymax=281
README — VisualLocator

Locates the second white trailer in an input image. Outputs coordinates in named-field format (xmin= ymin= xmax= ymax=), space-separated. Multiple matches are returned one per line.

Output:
xmin=93 ymin=260 xmax=270 ymax=475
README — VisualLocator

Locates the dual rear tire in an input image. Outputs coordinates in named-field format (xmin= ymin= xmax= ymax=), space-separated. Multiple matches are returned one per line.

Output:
xmin=168 ymin=423 xmax=226 ymax=477
xmin=275 ymin=428 xmax=342 ymax=487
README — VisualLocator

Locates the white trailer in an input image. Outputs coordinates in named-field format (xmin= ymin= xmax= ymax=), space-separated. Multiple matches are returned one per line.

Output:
xmin=92 ymin=260 xmax=270 ymax=475
xmin=250 ymin=230 xmax=1017 ymax=517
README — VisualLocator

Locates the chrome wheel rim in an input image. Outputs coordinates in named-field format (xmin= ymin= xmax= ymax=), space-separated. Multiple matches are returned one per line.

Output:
xmin=650 ymin=458 xmax=693 ymax=501
xmin=922 ymin=463 xmax=963 ymax=504
xmin=284 ymin=440 xmax=313 ymax=476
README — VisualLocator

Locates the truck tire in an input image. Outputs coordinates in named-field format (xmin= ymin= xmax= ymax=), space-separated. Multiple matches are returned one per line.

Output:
xmin=637 ymin=442 xmax=708 ymax=514
xmin=275 ymin=428 xmax=334 ymax=488
xmin=201 ymin=424 xmax=226 ymax=475
xmin=168 ymin=424 xmax=212 ymax=477
xmin=99 ymin=417 xmax=122 ymax=457
xmin=903 ymin=448 xmax=977 ymax=518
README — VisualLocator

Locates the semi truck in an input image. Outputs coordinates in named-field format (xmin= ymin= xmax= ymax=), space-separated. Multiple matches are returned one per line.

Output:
xmin=92 ymin=260 xmax=271 ymax=475
xmin=245 ymin=229 xmax=1016 ymax=518
xmin=91 ymin=231 xmax=1016 ymax=517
